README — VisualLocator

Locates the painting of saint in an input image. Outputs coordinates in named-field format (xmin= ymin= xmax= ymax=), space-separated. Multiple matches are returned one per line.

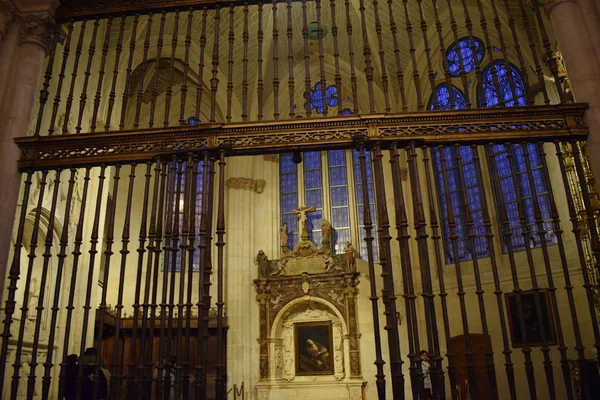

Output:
xmin=505 ymin=289 xmax=557 ymax=347
xmin=294 ymin=321 xmax=334 ymax=375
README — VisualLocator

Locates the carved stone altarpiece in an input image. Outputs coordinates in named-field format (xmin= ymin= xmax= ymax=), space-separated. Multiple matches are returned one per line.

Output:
xmin=254 ymin=235 xmax=365 ymax=399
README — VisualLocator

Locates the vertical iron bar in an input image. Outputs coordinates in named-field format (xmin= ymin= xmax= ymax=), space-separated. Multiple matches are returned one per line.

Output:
xmin=421 ymin=146 xmax=459 ymax=400
xmin=371 ymin=143 xmax=403 ymax=399
xmin=358 ymin=0 xmax=375 ymax=113
xmin=62 ymin=21 xmax=87 ymax=134
xmin=26 ymin=170 xmax=62 ymax=400
xmin=34 ymin=32 xmax=59 ymax=136
xmin=505 ymin=144 xmax=556 ymax=399
xmin=344 ymin=0 xmax=358 ymax=113
xmin=416 ymin=0 xmax=437 ymax=111
xmin=10 ymin=171 xmax=48 ymax=400
xmin=195 ymin=153 xmax=210 ymax=399
xmin=0 ymin=171 xmax=33 ymax=394
xmin=75 ymin=18 xmax=100 ymax=134
xmin=127 ymin=163 xmax=152 ymax=397
xmin=402 ymin=0 xmax=423 ymax=111
xmin=407 ymin=143 xmax=445 ymax=399
xmin=179 ymin=10 xmax=194 ymax=125
xmin=90 ymin=17 xmax=113 ymax=133
xmin=316 ymin=0 xmax=328 ymax=116
xmin=210 ymin=5 xmax=222 ymax=123
xmin=389 ymin=144 xmax=423 ymax=400
xmin=242 ymin=3 xmax=250 ymax=121
xmin=330 ymin=0 xmax=343 ymax=115
xmin=437 ymin=146 xmax=478 ymax=398
xmin=93 ymin=166 xmax=122 ymax=400
xmin=157 ymin=158 xmax=177 ymax=399
xmin=105 ymin=16 xmax=126 ymax=131
xmin=371 ymin=0 xmax=391 ymax=112
xmin=48 ymin=21 xmax=74 ymax=136
xmin=355 ymin=139 xmax=386 ymax=400
xmin=487 ymin=147 xmax=538 ymax=399
xmin=195 ymin=8 xmax=209 ymax=121
xmin=119 ymin=14 xmax=140 ymax=130
xmin=149 ymin=12 xmax=167 ymax=129
xmin=164 ymin=11 xmax=180 ymax=127
xmin=498 ymin=0 xmax=533 ymax=100
xmin=56 ymin=167 xmax=91 ymax=400
xmin=458 ymin=0 xmax=487 ymax=107
xmin=455 ymin=145 xmax=499 ymax=400
xmin=443 ymin=0 xmax=471 ymax=107
xmin=516 ymin=0 xmax=550 ymax=105
xmin=286 ymin=0 xmax=295 ymax=118
xmin=470 ymin=145 xmax=517 ymax=400
xmin=74 ymin=165 xmax=106 ymax=400
xmin=226 ymin=5 xmax=235 ymax=122
xmin=41 ymin=169 xmax=77 ymax=400
xmin=301 ymin=0 xmax=312 ymax=118
xmin=257 ymin=2 xmax=265 ymax=121
xmin=430 ymin=0 xmax=454 ymax=110
xmin=134 ymin=14 xmax=155 ymax=130
xmin=109 ymin=164 xmax=137 ymax=399
xmin=386 ymin=0 xmax=407 ymax=112
xmin=530 ymin=0 xmax=565 ymax=101
xmin=272 ymin=0 xmax=280 ymax=120
xmin=215 ymin=148 xmax=228 ymax=400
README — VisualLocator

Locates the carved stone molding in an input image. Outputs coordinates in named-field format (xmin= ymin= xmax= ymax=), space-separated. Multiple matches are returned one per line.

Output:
xmin=225 ymin=177 xmax=266 ymax=193
xmin=0 ymin=0 xmax=17 ymax=22
xmin=19 ymin=13 xmax=58 ymax=53
xmin=539 ymin=0 xmax=577 ymax=13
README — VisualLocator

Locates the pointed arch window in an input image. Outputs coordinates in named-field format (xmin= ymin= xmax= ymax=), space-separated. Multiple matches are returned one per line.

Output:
xmin=479 ymin=62 xmax=556 ymax=251
xmin=428 ymin=84 xmax=487 ymax=263
xmin=446 ymin=37 xmax=486 ymax=77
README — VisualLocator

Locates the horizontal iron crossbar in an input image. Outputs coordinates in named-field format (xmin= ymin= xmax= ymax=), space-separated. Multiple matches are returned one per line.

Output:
xmin=15 ymin=104 xmax=588 ymax=170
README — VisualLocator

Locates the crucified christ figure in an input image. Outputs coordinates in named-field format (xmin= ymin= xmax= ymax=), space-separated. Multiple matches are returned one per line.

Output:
xmin=292 ymin=206 xmax=317 ymax=240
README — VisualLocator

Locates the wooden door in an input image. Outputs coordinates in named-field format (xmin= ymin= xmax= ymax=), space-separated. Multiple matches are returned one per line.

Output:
xmin=451 ymin=334 xmax=492 ymax=400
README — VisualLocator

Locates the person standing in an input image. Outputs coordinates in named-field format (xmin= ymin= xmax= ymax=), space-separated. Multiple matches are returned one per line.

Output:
xmin=420 ymin=350 xmax=432 ymax=400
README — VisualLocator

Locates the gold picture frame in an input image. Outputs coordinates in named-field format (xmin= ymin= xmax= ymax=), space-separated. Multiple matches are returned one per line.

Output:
xmin=294 ymin=321 xmax=334 ymax=376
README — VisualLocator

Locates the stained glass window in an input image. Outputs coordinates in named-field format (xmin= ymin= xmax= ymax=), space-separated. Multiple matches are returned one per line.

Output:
xmin=353 ymin=150 xmax=379 ymax=261
xmin=428 ymin=87 xmax=487 ymax=263
xmin=428 ymin=84 xmax=468 ymax=110
xmin=165 ymin=160 xmax=205 ymax=272
xmin=479 ymin=64 xmax=556 ymax=251
xmin=341 ymin=108 xmax=352 ymax=116
xmin=480 ymin=61 xmax=527 ymax=108
xmin=280 ymin=154 xmax=299 ymax=249
xmin=304 ymin=151 xmax=324 ymax=244
xmin=446 ymin=37 xmax=485 ymax=77
xmin=328 ymin=150 xmax=351 ymax=253
xmin=305 ymin=83 xmax=339 ymax=114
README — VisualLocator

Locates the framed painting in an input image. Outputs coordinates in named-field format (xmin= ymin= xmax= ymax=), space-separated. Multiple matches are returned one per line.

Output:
xmin=505 ymin=289 xmax=557 ymax=348
xmin=294 ymin=321 xmax=334 ymax=375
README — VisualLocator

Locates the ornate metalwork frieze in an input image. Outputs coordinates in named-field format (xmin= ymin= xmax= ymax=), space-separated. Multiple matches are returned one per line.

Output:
xmin=15 ymin=104 xmax=588 ymax=170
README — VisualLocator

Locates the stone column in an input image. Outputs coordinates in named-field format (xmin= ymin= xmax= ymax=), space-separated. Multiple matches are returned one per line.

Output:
xmin=546 ymin=0 xmax=600 ymax=188
xmin=0 ymin=13 xmax=56 ymax=296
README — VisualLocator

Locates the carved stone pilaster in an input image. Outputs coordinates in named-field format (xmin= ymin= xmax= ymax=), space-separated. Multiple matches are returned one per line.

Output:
xmin=19 ymin=13 xmax=58 ymax=54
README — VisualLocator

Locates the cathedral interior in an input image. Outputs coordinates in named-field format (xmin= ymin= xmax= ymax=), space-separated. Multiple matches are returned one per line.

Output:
xmin=0 ymin=0 xmax=600 ymax=399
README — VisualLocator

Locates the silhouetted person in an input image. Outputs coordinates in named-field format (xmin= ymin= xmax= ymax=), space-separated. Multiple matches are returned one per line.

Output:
xmin=63 ymin=354 xmax=78 ymax=400
xmin=80 ymin=348 xmax=108 ymax=400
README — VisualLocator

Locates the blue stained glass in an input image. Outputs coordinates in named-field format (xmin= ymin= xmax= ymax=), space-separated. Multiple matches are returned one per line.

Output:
xmin=305 ymin=189 xmax=323 ymax=208
xmin=341 ymin=108 xmax=352 ymax=116
xmin=305 ymin=170 xmax=322 ymax=189
xmin=328 ymin=150 xmax=346 ymax=166
xmin=280 ymin=154 xmax=297 ymax=173
xmin=447 ymin=37 xmax=486 ymax=77
xmin=428 ymin=84 xmax=468 ymax=110
xmin=304 ymin=151 xmax=322 ymax=168
xmin=331 ymin=186 xmax=348 ymax=207
xmin=329 ymin=166 xmax=347 ymax=186
xmin=480 ymin=61 xmax=527 ymax=108
xmin=282 ymin=193 xmax=298 ymax=213
xmin=332 ymin=207 xmax=349 ymax=227
xmin=306 ymin=83 xmax=339 ymax=114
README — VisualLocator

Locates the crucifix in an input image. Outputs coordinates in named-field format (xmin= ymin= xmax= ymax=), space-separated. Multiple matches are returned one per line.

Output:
xmin=292 ymin=205 xmax=317 ymax=240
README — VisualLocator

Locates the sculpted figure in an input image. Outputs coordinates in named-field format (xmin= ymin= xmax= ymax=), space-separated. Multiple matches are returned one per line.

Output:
xmin=255 ymin=250 xmax=270 ymax=277
xmin=344 ymin=242 xmax=357 ymax=270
